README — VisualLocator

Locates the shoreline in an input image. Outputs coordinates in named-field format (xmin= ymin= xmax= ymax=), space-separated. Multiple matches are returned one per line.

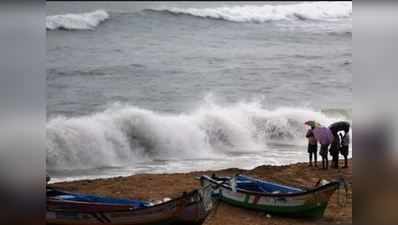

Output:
xmin=49 ymin=159 xmax=352 ymax=225
xmin=48 ymin=157 xmax=353 ymax=184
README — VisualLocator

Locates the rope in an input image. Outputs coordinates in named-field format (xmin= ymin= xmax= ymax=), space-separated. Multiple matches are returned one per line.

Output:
xmin=337 ymin=178 xmax=349 ymax=207
xmin=202 ymin=198 xmax=221 ymax=225
xmin=200 ymin=176 xmax=227 ymax=225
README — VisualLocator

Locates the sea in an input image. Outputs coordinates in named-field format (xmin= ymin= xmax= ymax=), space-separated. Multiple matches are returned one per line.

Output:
xmin=46 ymin=1 xmax=352 ymax=182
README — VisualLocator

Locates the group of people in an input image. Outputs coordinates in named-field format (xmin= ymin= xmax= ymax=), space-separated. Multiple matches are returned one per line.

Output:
xmin=306 ymin=124 xmax=350 ymax=169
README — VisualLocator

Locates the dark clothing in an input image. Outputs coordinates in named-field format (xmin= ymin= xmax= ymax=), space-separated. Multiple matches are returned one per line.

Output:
xmin=307 ymin=144 xmax=317 ymax=153
xmin=340 ymin=145 xmax=349 ymax=156
xmin=306 ymin=128 xmax=318 ymax=167
xmin=320 ymin=144 xmax=329 ymax=157
xmin=306 ymin=129 xmax=317 ymax=145
xmin=340 ymin=145 xmax=349 ymax=168
xmin=308 ymin=144 xmax=317 ymax=167
xmin=339 ymin=133 xmax=350 ymax=168
xmin=320 ymin=144 xmax=329 ymax=169
xmin=330 ymin=136 xmax=340 ymax=168
xmin=329 ymin=139 xmax=340 ymax=156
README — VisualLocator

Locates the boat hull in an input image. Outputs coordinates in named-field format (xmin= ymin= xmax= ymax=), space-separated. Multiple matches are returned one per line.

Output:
xmin=47 ymin=186 xmax=213 ymax=225
xmin=200 ymin=175 xmax=339 ymax=218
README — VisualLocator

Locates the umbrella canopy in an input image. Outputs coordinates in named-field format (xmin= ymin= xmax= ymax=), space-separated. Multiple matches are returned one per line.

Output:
xmin=313 ymin=127 xmax=334 ymax=145
xmin=329 ymin=121 xmax=350 ymax=134
xmin=304 ymin=120 xmax=321 ymax=128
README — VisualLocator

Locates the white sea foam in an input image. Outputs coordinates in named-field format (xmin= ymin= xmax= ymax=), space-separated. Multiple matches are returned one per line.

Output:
xmin=154 ymin=2 xmax=352 ymax=23
xmin=46 ymin=10 xmax=110 ymax=30
xmin=47 ymin=98 xmax=347 ymax=171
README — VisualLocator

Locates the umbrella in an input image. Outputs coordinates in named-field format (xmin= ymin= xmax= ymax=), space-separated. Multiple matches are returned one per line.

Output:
xmin=329 ymin=121 xmax=350 ymax=134
xmin=304 ymin=120 xmax=320 ymax=128
xmin=313 ymin=127 xmax=334 ymax=145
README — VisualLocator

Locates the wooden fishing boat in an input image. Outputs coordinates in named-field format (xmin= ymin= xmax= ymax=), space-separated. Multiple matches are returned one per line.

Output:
xmin=200 ymin=174 xmax=341 ymax=218
xmin=47 ymin=185 xmax=213 ymax=225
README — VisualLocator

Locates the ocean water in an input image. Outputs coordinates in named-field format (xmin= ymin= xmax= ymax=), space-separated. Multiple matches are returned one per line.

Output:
xmin=46 ymin=2 xmax=352 ymax=182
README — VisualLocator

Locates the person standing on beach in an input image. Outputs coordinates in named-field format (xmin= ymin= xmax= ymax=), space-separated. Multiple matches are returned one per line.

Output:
xmin=320 ymin=143 xmax=329 ymax=169
xmin=306 ymin=126 xmax=318 ymax=167
xmin=339 ymin=132 xmax=350 ymax=168
xmin=329 ymin=134 xmax=340 ymax=168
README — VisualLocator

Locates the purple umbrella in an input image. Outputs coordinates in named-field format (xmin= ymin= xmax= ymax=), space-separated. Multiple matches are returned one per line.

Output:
xmin=313 ymin=127 xmax=334 ymax=145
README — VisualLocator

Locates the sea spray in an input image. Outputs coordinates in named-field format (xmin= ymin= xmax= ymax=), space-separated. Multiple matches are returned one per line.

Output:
xmin=46 ymin=10 xmax=110 ymax=30
xmin=47 ymin=99 xmax=348 ymax=171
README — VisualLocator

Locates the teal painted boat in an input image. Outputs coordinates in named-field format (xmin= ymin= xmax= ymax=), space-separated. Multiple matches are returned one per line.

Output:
xmin=200 ymin=174 xmax=341 ymax=218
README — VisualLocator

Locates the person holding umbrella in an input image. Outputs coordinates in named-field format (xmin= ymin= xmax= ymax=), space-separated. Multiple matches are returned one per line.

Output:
xmin=339 ymin=131 xmax=350 ymax=168
xmin=304 ymin=121 xmax=318 ymax=167
xmin=329 ymin=121 xmax=351 ymax=168
xmin=312 ymin=124 xmax=334 ymax=170
xmin=329 ymin=134 xmax=340 ymax=169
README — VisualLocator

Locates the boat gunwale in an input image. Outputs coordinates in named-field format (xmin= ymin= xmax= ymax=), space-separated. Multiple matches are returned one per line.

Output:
xmin=200 ymin=175 xmax=340 ymax=198
xmin=47 ymin=187 xmax=208 ymax=214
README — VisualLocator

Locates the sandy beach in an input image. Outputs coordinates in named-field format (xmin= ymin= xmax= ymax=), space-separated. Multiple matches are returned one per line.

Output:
xmin=49 ymin=159 xmax=352 ymax=225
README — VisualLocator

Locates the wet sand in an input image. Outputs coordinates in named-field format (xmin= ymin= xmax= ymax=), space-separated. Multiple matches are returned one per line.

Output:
xmin=49 ymin=159 xmax=352 ymax=225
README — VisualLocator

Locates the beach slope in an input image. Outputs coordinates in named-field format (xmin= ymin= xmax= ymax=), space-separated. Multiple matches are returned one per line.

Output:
xmin=50 ymin=160 xmax=352 ymax=225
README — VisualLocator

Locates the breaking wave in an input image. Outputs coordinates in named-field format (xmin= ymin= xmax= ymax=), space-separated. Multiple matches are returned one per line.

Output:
xmin=152 ymin=2 xmax=352 ymax=23
xmin=46 ymin=10 xmax=110 ymax=30
xmin=47 ymin=99 xmax=348 ymax=171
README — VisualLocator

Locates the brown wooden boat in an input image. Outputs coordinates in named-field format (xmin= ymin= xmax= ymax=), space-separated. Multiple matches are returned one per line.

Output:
xmin=47 ymin=185 xmax=213 ymax=225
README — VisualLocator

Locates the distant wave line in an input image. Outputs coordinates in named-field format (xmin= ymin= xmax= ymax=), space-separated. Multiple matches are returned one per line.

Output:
xmin=46 ymin=9 xmax=110 ymax=31
xmin=149 ymin=2 xmax=352 ymax=23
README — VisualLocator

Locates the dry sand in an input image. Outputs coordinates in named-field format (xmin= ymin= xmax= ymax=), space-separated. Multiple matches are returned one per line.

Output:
xmin=50 ymin=159 xmax=352 ymax=225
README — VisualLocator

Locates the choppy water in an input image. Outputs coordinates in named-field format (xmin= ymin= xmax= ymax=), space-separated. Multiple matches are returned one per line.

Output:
xmin=47 ymin=2 xmax=352 ymax=182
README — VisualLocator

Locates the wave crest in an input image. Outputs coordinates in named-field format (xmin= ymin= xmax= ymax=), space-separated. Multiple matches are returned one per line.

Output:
xmin=47 ymin=100 xmax=348 ymax=171
xmin=46 ymin=10 xmax=110 ymax=30
xmin=152 ymin=2 xmax=352 ymax=23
